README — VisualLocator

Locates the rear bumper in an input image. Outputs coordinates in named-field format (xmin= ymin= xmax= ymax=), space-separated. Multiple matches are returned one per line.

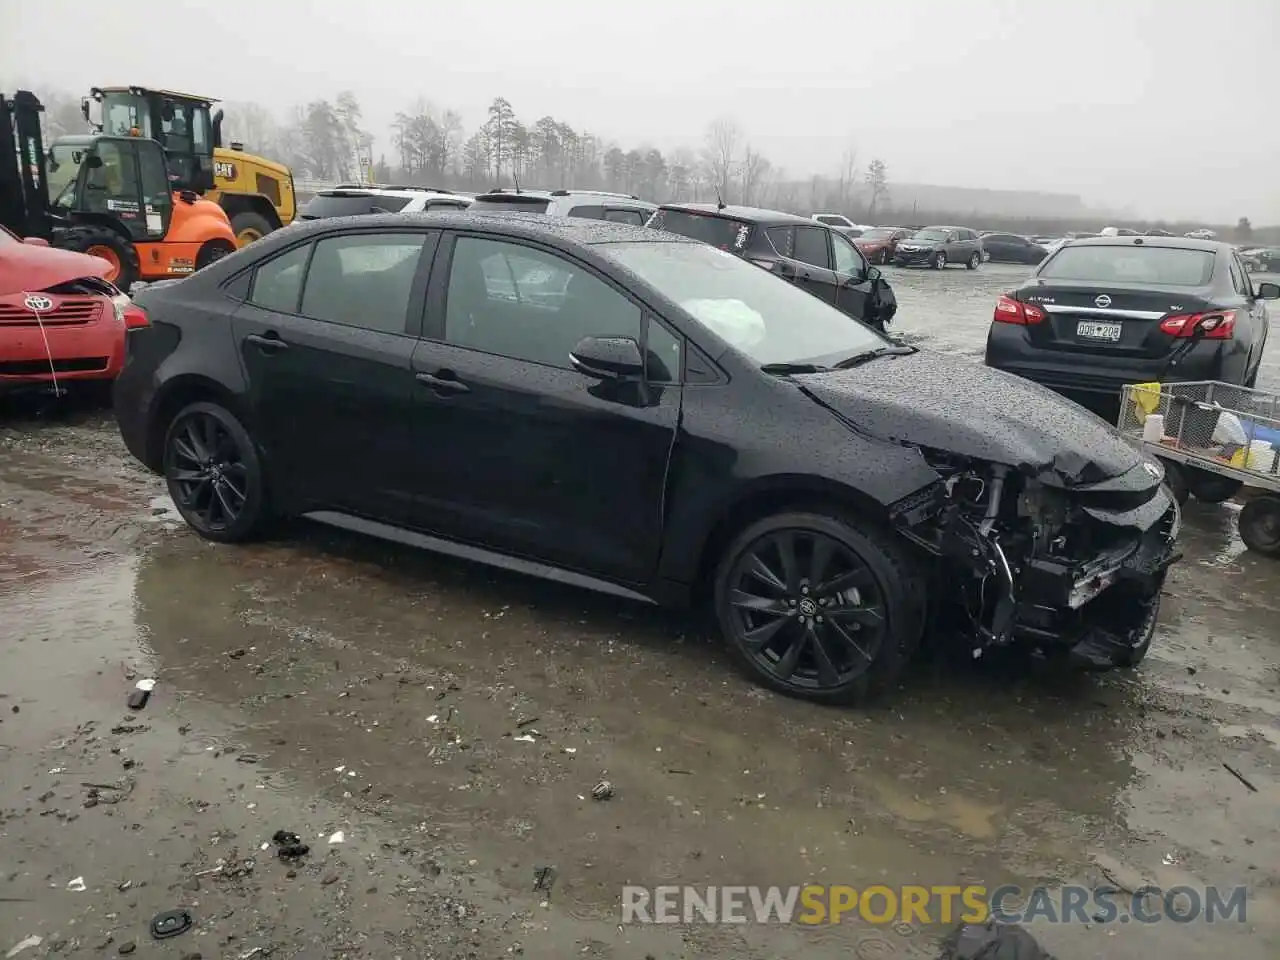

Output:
xmin=985 ymin=324 xmax=1231 ymax=397
xmin=112 ymin=342 xmax=156 ymax=468
xmin=0 ymin=323 xmax=125 ymax=391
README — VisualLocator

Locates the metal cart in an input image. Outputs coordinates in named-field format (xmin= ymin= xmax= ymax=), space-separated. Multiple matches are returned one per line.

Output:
xmin=1118 ymin=380 xmax=1280 ymax=556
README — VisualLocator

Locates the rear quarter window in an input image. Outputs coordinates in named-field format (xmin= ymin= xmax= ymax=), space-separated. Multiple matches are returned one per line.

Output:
xmin=650 ymin=209 xmax=752 ymax=252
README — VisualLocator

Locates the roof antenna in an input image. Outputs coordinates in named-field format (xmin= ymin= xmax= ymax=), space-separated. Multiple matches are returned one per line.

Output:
xmin=714 ymin=185 xmax=725 ymax=211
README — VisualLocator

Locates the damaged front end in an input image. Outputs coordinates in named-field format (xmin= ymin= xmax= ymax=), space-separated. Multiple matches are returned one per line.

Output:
xmin=891 ymin=453 xmax=1182 ymax=667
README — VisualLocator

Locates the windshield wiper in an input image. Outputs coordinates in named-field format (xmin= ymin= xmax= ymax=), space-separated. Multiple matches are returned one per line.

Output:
xmin=833 ymin=345 xmax=916 ymax=369
xmin=760 ymin=362 xmax=831 ymax=375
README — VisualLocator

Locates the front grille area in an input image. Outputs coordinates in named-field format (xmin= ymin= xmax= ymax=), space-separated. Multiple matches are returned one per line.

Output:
xmin=0 ymin=298 xmax=103 ymax=326
xmin=0 ymin=357 xmax=109 ymax=375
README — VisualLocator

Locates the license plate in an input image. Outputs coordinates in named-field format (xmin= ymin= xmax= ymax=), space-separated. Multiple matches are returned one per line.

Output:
xmin=1077 ymin=320 xmax=1122 ymax=342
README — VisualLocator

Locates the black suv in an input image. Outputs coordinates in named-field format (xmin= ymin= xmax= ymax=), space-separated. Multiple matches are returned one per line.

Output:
xmin=648 ymin=203 xmax=897 ymax=330
xmin=893 ymin=226 xmax=984 ymax=270
xmin=112 ymin=212 xmax=1179 ymax=703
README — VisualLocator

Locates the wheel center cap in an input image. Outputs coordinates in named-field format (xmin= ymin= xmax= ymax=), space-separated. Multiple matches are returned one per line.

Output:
xmin=798 ymin=597 xmax=818 ymax=617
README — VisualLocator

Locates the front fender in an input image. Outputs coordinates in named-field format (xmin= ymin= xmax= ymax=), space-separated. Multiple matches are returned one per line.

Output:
xmin=166 ymin=196 xmax=237 ymax=247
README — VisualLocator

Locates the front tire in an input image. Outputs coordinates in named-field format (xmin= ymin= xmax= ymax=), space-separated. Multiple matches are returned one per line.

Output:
xmin=712 ymin=511 xmax=925 ymax=704
xmin=196 ymin=239 xmax=236 ymax=271
xmin=932 ymin=251 xmax=947 ymax=270
xmin=966 ymin=252 xmax=981 ymax=269
xmin=163 ymin=401 xmax=267 ymax=543
xmin=1186 ymin=468 xmax=1242 ymax=503
xmin=229 ymin=211 xmax=274 ymax=248
xmin=52 ymin=226 xmax=140 ymax=292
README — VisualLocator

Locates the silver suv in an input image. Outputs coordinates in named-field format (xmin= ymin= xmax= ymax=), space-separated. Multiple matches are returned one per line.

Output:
xmin=468 ymin=189 xmax=656 ymax=225
xmin=299 ymin=185 xmax=473 ymax=220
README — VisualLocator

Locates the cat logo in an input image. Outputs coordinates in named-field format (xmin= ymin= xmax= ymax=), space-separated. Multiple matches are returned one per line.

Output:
xmin=214 ymin=161 xmax=237 ymax=180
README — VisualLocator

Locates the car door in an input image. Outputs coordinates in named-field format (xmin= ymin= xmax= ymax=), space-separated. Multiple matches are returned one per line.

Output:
xmin=829 ymin=230 xmax=872 ymax=322
xmin=790 ymin=225 xmax=840 ymax=302
xmin=406 ymin=232 xmax=681 ymax=585
xmin=231 ymin=229 xmax=437 ymax=521
xmin=1231 ymin=253 xmax=1267 ymax=377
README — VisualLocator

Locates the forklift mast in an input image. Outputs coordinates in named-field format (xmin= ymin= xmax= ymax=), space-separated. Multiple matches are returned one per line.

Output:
xmin=0 ymin=91 xmax=53 ymax=239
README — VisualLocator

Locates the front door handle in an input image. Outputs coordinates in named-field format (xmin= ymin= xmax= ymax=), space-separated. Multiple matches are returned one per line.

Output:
xmin=246 ymin=332 xmax=288 ymax=352
xmin=416 ymin=371 xmax=470 ymax=395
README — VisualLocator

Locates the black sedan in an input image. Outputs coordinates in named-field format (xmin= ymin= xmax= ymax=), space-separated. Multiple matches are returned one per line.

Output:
xmin=979 ymin=232 xmax=1048 ymax=265
xmin=114 ymin=212 xmax=1179 ymax=704
xmin=646 ymin=203 xmax=897 ymax=331
xmin=986 ymin=236 xmax=1279 ymax=402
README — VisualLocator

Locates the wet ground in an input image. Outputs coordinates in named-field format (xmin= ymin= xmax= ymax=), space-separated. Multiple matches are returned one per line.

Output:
xmin=1 ymin=265 xmax=1278 ymax=959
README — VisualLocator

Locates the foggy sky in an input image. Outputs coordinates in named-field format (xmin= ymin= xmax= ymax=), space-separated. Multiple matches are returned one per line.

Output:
xmin=5 ymin=0 xmax=1277 ymax=222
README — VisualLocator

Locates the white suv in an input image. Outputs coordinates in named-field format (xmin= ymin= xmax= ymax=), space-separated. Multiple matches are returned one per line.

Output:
xmin=468 ymin=189 xmax=656 ymax=225
xmin=299 ymin=185 xmax=473 ymax=220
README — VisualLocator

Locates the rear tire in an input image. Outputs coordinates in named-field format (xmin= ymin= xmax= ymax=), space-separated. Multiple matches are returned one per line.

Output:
xmin=932 ymin=251 xmax=947 ymax=270
xmin=163 ymin=401 xmax=268 ymax=543
xmin=966 ymin=252 xmax=981 ymax=269
xmin=712 ymin=511 xmax=926 ymax=705
xmin=1186 ymin=468 xmax=1243 ymax=504
xmin=1239 ymin=495 xmax=1280 ymax=556
xmin=52 ymin=226 xmax=140 ymax=292
xmin=196 ymin=239 xmax=237 ymax=271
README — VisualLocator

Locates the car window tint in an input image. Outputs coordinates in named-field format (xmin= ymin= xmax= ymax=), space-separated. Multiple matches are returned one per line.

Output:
xmin=1039 ymin=246 xmax=1215 ymax=286
xmin=603 ymin=208 xmax=646 ymax=226
xmin=793 ymin=227 xmax=832 ymax=269
xmin=250 ymin=243 xmax=311 ymax=313
xmin=646 ymin=319 xmax=682 ymax=383
xmin=568 ymin=205 xmax=606 ymax=219
xmin=445 ymin=237 xmax=642 ymax=368
xmin=767 ymin=226 xmax=794 ymax=258
xmin=298 ymin=232 xmax=427 ymax=333
xmin=831 ymin=233 xmax=865 ymax=275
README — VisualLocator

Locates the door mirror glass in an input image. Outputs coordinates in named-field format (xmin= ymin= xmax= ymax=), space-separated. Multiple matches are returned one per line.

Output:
xmin=867 ymin=266 xmax=882 ymax=283
xmin=570 ymin=336 xmax=645 ymax=379
xmin=1257 ymin=281 xmax=1280 ymax=300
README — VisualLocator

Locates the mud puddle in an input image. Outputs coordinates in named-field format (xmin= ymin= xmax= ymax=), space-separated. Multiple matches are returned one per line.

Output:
xmin=2 ymin=409 xmax=1278 ymax=959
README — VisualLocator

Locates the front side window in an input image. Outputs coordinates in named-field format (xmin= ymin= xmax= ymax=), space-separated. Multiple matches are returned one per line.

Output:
xmin=250 ymin=243 xmax=311 ymax=313
xmin=600 ymin=241 xmax=886 ymax=366
xmin=84 ymin=142 xmax=142 ymax=219
xmin=831 ymin=233 xmax=866 ymax=276
xmin=299 ymin=232 xmax=428 ymax=333
xmin=444 ymin=237 xmax=641 ymax=368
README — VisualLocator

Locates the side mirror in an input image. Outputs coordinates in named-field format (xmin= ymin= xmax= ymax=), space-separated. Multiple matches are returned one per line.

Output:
xmin=867 ymin=266 xmax=882 ymax=282
xmin=1257 ymin=281 xmax=1280 ymax=300
xmin=85 ymin=155 xmax=103 ymax=169
xmin=570 ymin=336 xmax=645 ymax=380
xmin=22 ymin=236 xmax=50 ymax=247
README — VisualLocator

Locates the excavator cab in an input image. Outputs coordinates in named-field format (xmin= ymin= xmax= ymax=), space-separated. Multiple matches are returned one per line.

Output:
xmin=85 ymin=86 xmax=217 ymax=195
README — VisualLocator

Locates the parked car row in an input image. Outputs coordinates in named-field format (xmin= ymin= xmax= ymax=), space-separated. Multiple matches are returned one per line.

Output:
xmin=109 ymin=209 xmax=1181 ymax=706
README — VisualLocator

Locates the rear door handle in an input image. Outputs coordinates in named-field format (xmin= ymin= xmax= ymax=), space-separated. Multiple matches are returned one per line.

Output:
xmin=246 ymin=332 xmax=288 ymax=352
xmin=416 ymin=371 xmax=470 ymax=394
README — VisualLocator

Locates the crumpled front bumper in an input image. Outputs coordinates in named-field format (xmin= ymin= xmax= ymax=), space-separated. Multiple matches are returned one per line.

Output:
xmin=1010 ymin=492 xmax=1181 ymax=667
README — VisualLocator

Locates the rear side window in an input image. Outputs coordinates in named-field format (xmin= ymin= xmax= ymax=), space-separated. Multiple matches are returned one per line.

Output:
xmin=767 ymin=226 xmax=795 ymax=258
xmin=603 ymin=208 xmax=647 ymax=226
xmin=568 ymin=205 xmax=606 ymax=219
xmin=648 ymin=209 xmax=752 ymax=252
xmin=299 ymin=232 xmax=428 ymax=333
xmin=250 ymin=243 xmax=311 ymax=313
xmin=793 ymin=227 xmax=832 ymax=269
xmin=299 ymin=193 xmax=410 ymax=219
xmin=1039 ymin=245 xmax=1216 ymax=286
xmin=470 ymin=195 xmax=552 ymax=214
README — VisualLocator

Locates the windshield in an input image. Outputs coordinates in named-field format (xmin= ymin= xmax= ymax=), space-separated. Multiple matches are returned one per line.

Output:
xmin=299 ymin=193 xmax=410 ymax=219
xmin=46 ymin=144 xmax=88 ymax=208
xmin=648 ymin=209 xmax=753 ymax=252
xmin=911 ymin=228 xmax=949 ymax=241
xmin=1039 ymin=245 xmax=1215 ymax=286
xmin=470 ymin=196 xmax=552 ymax=214
xmin=600 ymin=241 xmax=886 ymax=365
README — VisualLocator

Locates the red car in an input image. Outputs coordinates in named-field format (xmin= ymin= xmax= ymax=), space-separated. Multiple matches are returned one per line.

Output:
xmin=853 ymin=226 xmax=914 ymax=264
xmin=0 ymin=226 xmax=147 ymax=395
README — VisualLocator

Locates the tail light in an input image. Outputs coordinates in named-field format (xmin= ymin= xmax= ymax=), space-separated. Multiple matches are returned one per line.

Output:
xmin=111 ymin=293 xmax=149 ymax=329
xmin=993 ymin=294 xmax=1045 ymax=325
xmin=1159 ymin=310 xmax=1235 ymax=339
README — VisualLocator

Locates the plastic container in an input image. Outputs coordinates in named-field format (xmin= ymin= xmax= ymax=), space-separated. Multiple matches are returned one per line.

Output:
xmin=1142 ymin=413 xmax=1166 ymax=443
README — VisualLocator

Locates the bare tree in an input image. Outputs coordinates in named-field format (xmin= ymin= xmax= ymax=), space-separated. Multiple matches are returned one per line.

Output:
xmin=865 ymin=158 xmax=890 ymax=222
xmin=703 ymin=117 xmax=740 ymax=204
xmin=837 ymin=144 xmax=859 ymax=209
xmin=739 ymin=145 xmax=772 ymax=206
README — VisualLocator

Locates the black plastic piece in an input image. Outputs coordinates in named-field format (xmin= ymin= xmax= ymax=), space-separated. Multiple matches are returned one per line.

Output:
xmin=150 ymin=909 xmax=193 ymax=940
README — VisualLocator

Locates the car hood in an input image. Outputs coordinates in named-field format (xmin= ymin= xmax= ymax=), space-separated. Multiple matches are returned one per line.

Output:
xmin=897 ymin=237 xmax=942 ymax=247
xmin=797 ymin=350 xmax=1142 ymax=486
xmin=0 ymin=244 xmax=110 ymax=296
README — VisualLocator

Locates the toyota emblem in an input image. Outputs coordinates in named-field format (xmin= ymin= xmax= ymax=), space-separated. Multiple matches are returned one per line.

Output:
xmin=23 ymin=294 xmax=53 ymax=312
xmin=1095 ymin=294 xmax=1112 ymax=308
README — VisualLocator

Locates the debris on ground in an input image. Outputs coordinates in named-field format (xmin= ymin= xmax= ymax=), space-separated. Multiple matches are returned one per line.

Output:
xmin=126 ymin=678 xmax=156 ymax=711
xmin=271 ymin=830 xmax=309 ymax=859
xmin=532 ymin=865 xmax=557 ymax=896
xmin=1223 ymin=762 xmax=1259 ymax=792
xmin=938 ymin=920 xmax=1057 ymax=959
xmin=150 ymin=909 xmax=194 ymax=940
xmin=591 ymin=779 xmax=614 ymax=801
xmin=5 ymin=936 xmax=43 ymax=958
xmin=326 ymin=830 xmax=345 ymax=845
xmin=65 ymin=876 xmax=86 ymax=892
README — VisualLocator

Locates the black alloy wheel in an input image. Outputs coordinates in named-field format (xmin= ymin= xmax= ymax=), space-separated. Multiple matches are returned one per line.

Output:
xmin=163 ymin=401 xmax=266 ymax=542
xmin=932 ymin=251 xmax=947 ymax=269
xmin=967 ymin=252 xmax=981 ymax=269
xmin=715 ymin=513 xmax=923 ymax=703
